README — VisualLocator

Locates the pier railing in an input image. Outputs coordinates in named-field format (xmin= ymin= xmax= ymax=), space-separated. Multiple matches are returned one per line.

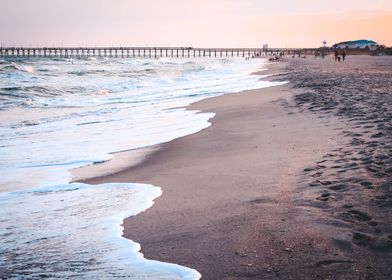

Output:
xmin=0 ymin=47 xmax=325 ymax=58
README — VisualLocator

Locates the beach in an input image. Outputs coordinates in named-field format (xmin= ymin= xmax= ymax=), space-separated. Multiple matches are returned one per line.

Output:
xmin=2 ymin=0 xmax=391 ymax=278
xmin=78 ymin=56 xmax=392 ymax=279
xmin=0 ymin=57 xmax=277 ymax=278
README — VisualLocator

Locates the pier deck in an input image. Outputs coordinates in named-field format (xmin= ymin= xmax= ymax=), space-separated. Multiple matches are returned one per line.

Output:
xmin=0 ymin=47 xmax=325 ymax=58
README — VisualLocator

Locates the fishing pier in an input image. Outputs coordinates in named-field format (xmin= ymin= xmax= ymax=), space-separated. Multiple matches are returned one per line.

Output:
xmin=0 ymin=47 xmax=324 ymax=58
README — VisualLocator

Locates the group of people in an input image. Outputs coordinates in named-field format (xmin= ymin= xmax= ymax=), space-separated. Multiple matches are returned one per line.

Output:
xmin=334 ymin=49 xmax=347 ymax=62
xmin=268 ymin=52 xmax=284 ymax=61
xmin=253 ymin=49 xmax=347 ymax=62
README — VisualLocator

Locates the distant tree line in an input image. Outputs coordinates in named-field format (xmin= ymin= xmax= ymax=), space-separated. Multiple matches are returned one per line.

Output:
xmin=378 ymin=45 xmax=392 ymax=55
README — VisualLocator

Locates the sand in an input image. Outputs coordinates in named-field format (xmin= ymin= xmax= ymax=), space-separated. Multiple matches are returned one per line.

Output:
xmin=79 ymin=57 xmax=392 ymax=279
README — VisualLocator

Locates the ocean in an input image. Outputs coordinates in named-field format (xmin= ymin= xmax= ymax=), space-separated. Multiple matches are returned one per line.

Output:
xmin=0 ymin=57 xmax=284 ymax=279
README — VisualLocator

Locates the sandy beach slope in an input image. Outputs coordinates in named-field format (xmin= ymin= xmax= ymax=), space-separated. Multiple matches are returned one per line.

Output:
xmin=79 ymin=58 xmax=392 ymax=279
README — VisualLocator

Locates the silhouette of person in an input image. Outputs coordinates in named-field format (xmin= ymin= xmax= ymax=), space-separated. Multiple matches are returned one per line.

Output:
xmin=334 ymin=50 xmax=338 ymax=62
xmin=342 ymin=49 xmax=347 ymax=61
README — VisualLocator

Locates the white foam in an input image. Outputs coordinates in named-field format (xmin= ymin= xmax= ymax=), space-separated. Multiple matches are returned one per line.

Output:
xmin=0 ymin=182 xmax=201 ymax=279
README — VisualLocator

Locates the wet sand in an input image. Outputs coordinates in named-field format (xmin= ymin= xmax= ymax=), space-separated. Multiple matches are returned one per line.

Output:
xmin=80 ymin=57 xmax=392 ymax=279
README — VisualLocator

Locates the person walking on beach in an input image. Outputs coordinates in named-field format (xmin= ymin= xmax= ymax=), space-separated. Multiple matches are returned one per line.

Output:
xmin=342 ymin=49 xmax=347 ymax=61
xmin=334 ymin=50 xmax=338 ymax=62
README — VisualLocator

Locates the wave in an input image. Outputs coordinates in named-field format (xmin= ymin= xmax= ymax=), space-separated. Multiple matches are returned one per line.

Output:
xmin=0 ymin=62 xmax=34 ymax=73
xmin=0 ymin=85 xmax=59 ymax=104
xmin=17 ymin=118 xmax=40 ymax=127
xmin=67 ymin=69 xmax=106 ymax=76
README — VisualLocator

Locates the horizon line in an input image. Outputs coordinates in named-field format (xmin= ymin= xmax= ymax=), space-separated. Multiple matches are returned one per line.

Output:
xmin=0 ymin=45 xmax=328 ymax=49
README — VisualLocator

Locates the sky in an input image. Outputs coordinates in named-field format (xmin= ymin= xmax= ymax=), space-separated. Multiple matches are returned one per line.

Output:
xmin=1 ymin=0 xmax=391 ymax=48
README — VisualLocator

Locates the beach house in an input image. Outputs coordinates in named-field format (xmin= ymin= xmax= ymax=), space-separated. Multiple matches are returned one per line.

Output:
xmin=333 ymin=39 xmax=378 ymax=51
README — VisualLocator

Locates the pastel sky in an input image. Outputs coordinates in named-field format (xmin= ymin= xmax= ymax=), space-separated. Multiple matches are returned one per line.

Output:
xmin=1 ymin=0 xmax=391 ymax=47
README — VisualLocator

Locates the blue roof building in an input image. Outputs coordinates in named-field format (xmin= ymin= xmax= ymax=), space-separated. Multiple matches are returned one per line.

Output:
xmin=334 ymin=39 xmax=378 ymax=50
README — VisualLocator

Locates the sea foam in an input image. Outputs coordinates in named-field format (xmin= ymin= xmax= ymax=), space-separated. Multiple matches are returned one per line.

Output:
xmin=0 ymin=182 xmax=201 ymax=279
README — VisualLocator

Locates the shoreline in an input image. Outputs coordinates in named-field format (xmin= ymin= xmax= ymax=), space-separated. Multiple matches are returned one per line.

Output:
xmin=71 ymin=60 xmax=279 ymax=183
xmin=79 ymin=56 xmax=392 ymax=279
xmin=78 ymin=61 xmax=352 ymax=278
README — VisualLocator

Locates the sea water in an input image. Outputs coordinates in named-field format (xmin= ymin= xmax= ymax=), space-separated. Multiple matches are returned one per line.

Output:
xmin=0 ymin=57 xmax=285 ymax=278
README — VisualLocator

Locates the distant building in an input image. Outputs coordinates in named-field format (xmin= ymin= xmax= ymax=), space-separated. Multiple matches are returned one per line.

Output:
xmin=333 ymin=39 xmax=378 ymax=51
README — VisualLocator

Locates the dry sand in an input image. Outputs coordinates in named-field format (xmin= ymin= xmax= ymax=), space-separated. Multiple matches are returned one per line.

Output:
xmin=79 ymin=57 xmax=392 ymax=279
